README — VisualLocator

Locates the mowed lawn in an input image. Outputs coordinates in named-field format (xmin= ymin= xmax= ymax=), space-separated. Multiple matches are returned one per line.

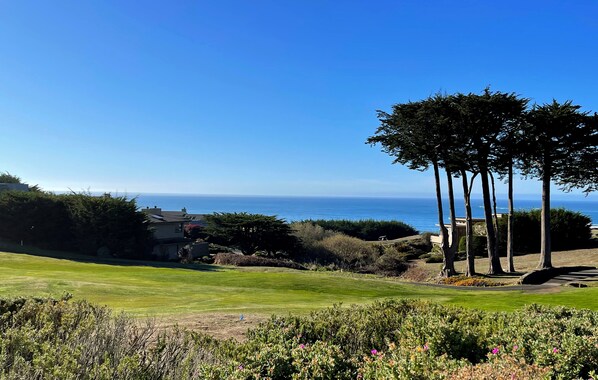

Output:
xmin=1 ymin=250 xmax=598 ymax=318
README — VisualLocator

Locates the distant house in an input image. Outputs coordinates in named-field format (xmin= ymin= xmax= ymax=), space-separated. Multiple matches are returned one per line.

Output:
xmin=142 ymin=207 xmax=209 ymax=260
xmin=0 ymin=183 xmax=29 ymax=192
xmin=431 ymin=216 xmax=502 ymax=246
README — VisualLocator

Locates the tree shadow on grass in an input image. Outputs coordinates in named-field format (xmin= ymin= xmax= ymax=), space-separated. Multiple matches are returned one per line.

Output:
xmin=0 ymin=241 xmax=221 ymax=272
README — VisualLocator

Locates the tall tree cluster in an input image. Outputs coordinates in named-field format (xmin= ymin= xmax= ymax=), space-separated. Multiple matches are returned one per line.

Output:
xmin=368 ymin=89 xmax=597 ymax=277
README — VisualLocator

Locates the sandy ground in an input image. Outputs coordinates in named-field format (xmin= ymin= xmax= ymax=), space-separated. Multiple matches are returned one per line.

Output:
xmin=407 ymin=246 xmax=598 ymax=285
xmin=153 ymin=313 xmax=269 ymax=341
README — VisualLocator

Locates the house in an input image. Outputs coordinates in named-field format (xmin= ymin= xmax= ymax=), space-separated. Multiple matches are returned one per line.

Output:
xmin=431 ymin=215 xmax=502 ymax=246
xmin=0 ymin=183 xmax=29 ymax=192
xmin=142 ymin=207 xmax=209 ymax=260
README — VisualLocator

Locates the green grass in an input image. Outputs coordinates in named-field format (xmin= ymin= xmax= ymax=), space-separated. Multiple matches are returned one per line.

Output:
xmin=1 ymin=250 xmax=598 ymax=317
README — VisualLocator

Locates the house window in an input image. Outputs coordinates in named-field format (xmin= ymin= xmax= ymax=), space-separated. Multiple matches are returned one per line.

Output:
xmin=175 ymin=223 xmax=183 ymax=233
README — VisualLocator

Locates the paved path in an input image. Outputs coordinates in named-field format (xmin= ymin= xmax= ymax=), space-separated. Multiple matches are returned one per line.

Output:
xmin=545 ymin=269 xmax=598 ymax=286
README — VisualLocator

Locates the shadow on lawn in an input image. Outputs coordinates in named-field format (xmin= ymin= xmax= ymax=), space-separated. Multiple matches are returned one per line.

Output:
xmin=0 ymin=241 xmax=221 ymax=272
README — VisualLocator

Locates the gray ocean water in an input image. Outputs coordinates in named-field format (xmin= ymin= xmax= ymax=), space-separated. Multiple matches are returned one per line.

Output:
xmin=135 ymin=194 xmax=598 ymax=233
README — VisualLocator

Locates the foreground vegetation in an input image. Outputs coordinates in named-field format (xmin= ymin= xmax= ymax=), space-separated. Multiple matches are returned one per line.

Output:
xmin=2 ymin=296 xmax=597 ymax=379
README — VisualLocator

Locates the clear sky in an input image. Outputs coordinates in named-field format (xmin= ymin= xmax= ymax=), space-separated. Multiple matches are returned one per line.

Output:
xmin=1 ymin=1 xmax=597 ymax=199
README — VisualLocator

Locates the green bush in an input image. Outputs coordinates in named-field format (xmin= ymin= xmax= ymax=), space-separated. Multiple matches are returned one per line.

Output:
xmin=422 ymin=253 xmax=443 ymax=263
xmin=457 ymin=235 xmax=487 ymax=257
xmin=388 ymin=237 xmax=433 ymax=260
xmin=367 ymin=247 xmax=410 ymax=276
xmin=317 ymin=234 xmax=380 ymax=270
xmin=0 ymin=296 xmax=218 ymax=379
xmin=497 ymin=208 xmax=592 ymax=253
xmin=233 ymin=300 xmax=598 ymax=379
xmin=306 ymin=219 xmax=418 ymax=241
xmin=63 ymin=193 xmax=152 ymax=258
xmin=0 ymin=191 xmax=74 ymax=250
xmin=291 ymin=221 xmax=336 ymax=248
xmin=205 ymin=212 xmax=298 ymax=257
xmin=2 ymin=297 xmax=598 ymax=379
xmin=0 ymin=192 xmax=152 ymax=258
xmin=213 ymin=252 xmax=305 ymax=270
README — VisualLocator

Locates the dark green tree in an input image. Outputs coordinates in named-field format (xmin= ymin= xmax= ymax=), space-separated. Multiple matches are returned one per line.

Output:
xmin=0 ymin=172 xmax=22 ymax=184
xmin=453 ymin=90 xmax=528 ymax=275
xmin=486 ymin=94 xmax=529 ymax=273
xmin=0 ymin=172 xmax=43 ymax=192
xmin=521 ymin=101 xmax=596 ymax=269
xmin=368 ymin=97 xmax=458 ymax=277
xmin=204 ymin=212 xmax=298 ymax=256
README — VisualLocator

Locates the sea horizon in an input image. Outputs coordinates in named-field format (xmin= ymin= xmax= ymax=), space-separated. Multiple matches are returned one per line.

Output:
xmin=130 ymin=193 xmax=598 ymax=233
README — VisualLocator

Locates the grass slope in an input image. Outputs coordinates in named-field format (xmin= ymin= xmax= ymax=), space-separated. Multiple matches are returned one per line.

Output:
xmin=1 ymin=250 xmax=598 ymax=317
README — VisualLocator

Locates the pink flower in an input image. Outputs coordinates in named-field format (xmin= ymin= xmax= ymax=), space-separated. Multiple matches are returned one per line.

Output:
xmin=299 ymin=344 xmax=305 ymax=349
xmin=238 ymin=365 xmax=244 ymax=370
xmin=513 ymin=345 xmax=518 ymax=351
xmin=491 ymin=347 xmax=499 ymax=355
xmin=552 ymin=347 xmax=559 ymax=354
xmin=423 ymin=344 xmax=429 ymax=351
xmin=371 ymin=349 xmax=378 ymax=355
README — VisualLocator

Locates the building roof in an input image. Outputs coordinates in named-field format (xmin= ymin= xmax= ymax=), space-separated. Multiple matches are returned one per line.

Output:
xmin=141 ymin=207 xmax=207 ymax=225
xmin=0 ymin=183 xmax=29 ymax=192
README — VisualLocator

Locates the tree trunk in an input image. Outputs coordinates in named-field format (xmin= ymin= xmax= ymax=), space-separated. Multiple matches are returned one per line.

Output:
xmin=444 ymin=169 xmax=457 ymax=276
xmin=490 ymin=172 xmax=499 ymax=243
xmin=539 ymin=164 xmax=552 ymax=269
xmin=461 ymin=169 xmax=476 ymax=276
xmin=507 ymin=162 xmax=515 ymax=272
xmin=433 ymin=161 xmax=452 ymax=277
xmin=480 ymin=167 xmax=504 ymax=274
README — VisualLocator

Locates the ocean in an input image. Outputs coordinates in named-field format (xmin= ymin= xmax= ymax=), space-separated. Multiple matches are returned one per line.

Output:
xmin=135 ymin=194 xmax=598 ymax=233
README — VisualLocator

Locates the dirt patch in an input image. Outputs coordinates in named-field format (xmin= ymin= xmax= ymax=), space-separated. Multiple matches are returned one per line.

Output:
xmin=411 ymin=247 xmax=598 ymax=285
xmin=153 ymin=313 xmax=269 ymax=341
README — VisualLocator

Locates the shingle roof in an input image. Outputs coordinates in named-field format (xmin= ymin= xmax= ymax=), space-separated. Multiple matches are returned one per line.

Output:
xmin=141 ymin=208 xmax=207 ymax=224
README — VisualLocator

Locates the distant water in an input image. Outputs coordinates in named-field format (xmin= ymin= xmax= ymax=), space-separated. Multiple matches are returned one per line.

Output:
xmin=135 ymin=194 xmax=597 ymax=233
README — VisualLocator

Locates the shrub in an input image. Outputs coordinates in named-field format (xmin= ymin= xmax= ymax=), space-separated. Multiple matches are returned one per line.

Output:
xmin=366 ymin=248 xmax=410 ymax=276
xmin=306 ymin=219 xmax=418 ymax=241
xmin=213 ymin=252 xmax=306 ymax=270
xmin=0 ymin=296 xmax=217 ymax=379
xmin=290 ymin=221 xmax=336 ymax=248
xmin=446 ymin=353 xmax=550 ymax=380
xmin=497 ymin=208 xmax=592 ymax=253
xmin=0 ymin=192 xmax=152 ymax=258
xmin=234 ymin=300 xmax=598 ymax=379
xmin=0 ymin=191 xmax=74 ymax=250
xmin=421 ymin=253 xmax=443 ymax=263
xmin=63 ymin=193 xmax=152 ymax=258
xmin=184 ymin=223 xmax=206 ymax=240
xmin=205 ymin=212 xmax=298 ymax=256
xmin=457 ymin=235 xmax=487 ymax=257
xmin=387 ymin=237 xmax=432 ymax=260
xmin=3 ymin=297 xmax=598 ymax=379
xmin=439 ymin=275 xmax=504 ymax=287
xmin=317 ymin=234 xmax=379 ymax=269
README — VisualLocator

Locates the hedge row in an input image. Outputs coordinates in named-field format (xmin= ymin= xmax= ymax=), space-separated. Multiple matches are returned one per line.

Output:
xmin=306 ymin=219 xmax=418 ymax=241
xmin=497 ymin=208 xmax=592 ymax=253
xmin=0 ymin=191 xmax=152 ymax=258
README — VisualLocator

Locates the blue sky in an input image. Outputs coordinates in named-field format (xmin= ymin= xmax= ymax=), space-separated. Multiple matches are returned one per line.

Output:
xmin=1 ymin=1 xmax=597 ymax=199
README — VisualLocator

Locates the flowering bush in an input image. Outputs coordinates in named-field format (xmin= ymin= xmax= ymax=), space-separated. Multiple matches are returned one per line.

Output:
xmin=439 ymin=275 xmax=505 ymax=287
xmin=2 ymin=297 xmax=598 ymax=379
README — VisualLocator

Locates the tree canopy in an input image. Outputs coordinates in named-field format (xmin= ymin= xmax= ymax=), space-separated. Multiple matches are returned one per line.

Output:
xmin=0 ymin=172 xmax=23 ymax=184
xmin=369 ymin=89 xmax=596 ymax=275
xmin=204 ymin=212 xmax=298 ymax=256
